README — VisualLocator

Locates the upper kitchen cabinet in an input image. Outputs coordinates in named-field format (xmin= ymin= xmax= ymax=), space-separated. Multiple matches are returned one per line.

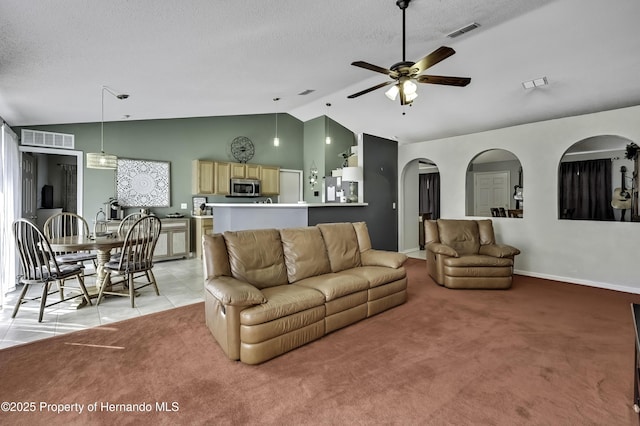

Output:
xmin=214 ymin=161 xmax=231 ymax=195
xmin=230 ymin=163 xmax=260 ymax=179
xmin=261 ymin=165 xmax=280 ymax=195
xmin=192 ymin=160 xmax=214 ymax=194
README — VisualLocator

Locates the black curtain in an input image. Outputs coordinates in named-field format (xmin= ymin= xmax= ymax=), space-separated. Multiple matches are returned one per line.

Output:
xmin=419 ymin=172 xmax=440 ymax=220
xmin=559 ymin=159 xmax=615 ymax=220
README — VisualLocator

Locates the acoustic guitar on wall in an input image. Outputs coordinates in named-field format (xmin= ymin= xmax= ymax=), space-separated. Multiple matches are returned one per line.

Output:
xmin=611 ymin=165 xmax=632 ymax=211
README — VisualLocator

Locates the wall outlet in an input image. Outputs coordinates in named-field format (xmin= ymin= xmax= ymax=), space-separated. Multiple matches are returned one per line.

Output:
xmin=180 ymin=203 xmax=188 ymax=209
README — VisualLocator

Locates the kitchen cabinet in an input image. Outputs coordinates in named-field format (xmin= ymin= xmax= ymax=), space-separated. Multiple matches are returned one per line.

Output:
xmin=261 ymin=165 xmax=280 ymax=195
xmin=153 ymin=218 xmax=190 ymax=261
xmin=106 ymin=217 xmax=190 ymax=261
xmin=230 ymin=163 xmax=260 ymax=179
xmin=193 ymin=216 xmax=214 ymax=259
xmin=214 ymin=162 xmax=231 ymax=195
xmin=192 ymin=160 xmax=215 ymax=194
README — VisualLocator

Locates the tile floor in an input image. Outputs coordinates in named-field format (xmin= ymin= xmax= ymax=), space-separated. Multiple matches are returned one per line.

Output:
xmin=0 ymin=250 xmax=426 ymax=350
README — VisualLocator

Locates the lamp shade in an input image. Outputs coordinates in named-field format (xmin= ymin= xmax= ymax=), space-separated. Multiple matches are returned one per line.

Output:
xmin=341 ymin=166 xmax=363 ymax=182
xmin=86 ymin=151 xmax=117 ymax=169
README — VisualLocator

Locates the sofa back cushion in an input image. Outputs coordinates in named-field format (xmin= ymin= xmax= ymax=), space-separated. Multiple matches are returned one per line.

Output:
xmin=223 ymin=229 xmax=288 ymax=289
xmin=437 ymin=219 xmax=480 ymax=255
xmin=280 ymin=227 xmax=332 ymax=283
xmin=202 ymin=234 xmax=231 ymax=278
xmin=476 ymin=219 xmax=496 ymax=245
xmin=317 ymin=223 xmax=361 ymax=272
xmin=352 ymin=222 xmax=372 ymax=252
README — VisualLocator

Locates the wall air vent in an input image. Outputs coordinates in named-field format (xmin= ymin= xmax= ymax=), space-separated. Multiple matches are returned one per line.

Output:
xmin=298 ymin=89 xmax=315 ymax=96
xmin=21 ymin=129 xmax=75 ymax=149
xmin=447 ymin=22 xmax=480 ymax=38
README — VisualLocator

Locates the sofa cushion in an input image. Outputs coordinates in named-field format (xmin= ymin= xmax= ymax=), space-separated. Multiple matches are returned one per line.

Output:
xmin=223 ymin=229 xmax=288 ymax=289
xmin=343 ymin=266 xmax=406 ymax=288
xmin=477 ymin=219 xmax=496 ymax=245
xmin=240 ymin=285 xmax=325 ymax=326
xmin=295 ymin=271 xmax=369 ymax=301
xmin=280 ymin=227 xmax=332 ymax=283
xmin=437 ymin=220 xmax=480 ymax=256
xmin=353 ymin=222 xmax=372 ymax=252
xmin=202 ymin=234 xmax=231 ymax=278
xmin=317 ymin=223 xmax=361 ymax=272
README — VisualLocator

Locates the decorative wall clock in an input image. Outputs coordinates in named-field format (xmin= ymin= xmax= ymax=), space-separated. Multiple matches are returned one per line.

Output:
xmin=116 ymin=159 xmax=170 ymax=207
xmin=230 ymin=136 xmax=255 ymax=163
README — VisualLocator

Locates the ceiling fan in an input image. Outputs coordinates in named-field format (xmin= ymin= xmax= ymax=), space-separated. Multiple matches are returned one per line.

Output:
xmin=347 ymin=0 xmax=471 ymax=106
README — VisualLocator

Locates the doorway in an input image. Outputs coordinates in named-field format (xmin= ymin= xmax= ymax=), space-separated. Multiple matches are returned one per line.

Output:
xmin=19 ymin=146 xmax=84 ymax=225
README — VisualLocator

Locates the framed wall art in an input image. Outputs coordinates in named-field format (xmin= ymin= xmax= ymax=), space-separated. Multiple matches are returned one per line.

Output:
xmin=116 ymin=159 xmax=170 ymax=207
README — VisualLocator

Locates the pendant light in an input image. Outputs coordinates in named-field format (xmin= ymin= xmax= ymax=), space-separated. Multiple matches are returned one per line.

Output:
xmin=273 ymin=112 xmax=280 ymax=147
xmin=86 ymin=86 xmax=129 ymax=170
xmin=325 ymin=102 xmax=331 ymax=144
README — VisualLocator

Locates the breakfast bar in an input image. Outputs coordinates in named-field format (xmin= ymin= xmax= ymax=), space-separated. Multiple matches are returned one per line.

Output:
xmin=206 ymin=202 xmax=368 ymax=234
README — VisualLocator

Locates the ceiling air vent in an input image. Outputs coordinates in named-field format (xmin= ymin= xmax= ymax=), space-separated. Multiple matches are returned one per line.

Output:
xmin=447 ymin=22 xmax=480 ymax=38
xmin=21 ymin=129 xmax=75 ymax=149
xmin=298 ymin=89 xmax=315 ymax=96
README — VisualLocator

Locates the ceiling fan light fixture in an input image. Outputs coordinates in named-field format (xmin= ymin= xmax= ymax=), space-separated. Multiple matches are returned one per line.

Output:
xmin=385 ymin=85 xmax=400 ymax=101
xmin=403 ymin=79 xmax=417 ymax=95
xmin=405 ymin=91 xmax=418 ymax=102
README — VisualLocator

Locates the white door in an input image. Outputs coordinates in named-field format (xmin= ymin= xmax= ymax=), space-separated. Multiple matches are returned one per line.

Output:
xmin=278 ymin=169 xmax=303 ymax=203
xmin=21 ymin=152 xmax=37 ymax=221
xmin=474 ymin=171 xmax=510 ymax=216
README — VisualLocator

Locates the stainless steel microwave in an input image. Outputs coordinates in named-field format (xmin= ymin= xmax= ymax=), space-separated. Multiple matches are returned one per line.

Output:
xmin=230 ymin=178 xmax=261 ymax=197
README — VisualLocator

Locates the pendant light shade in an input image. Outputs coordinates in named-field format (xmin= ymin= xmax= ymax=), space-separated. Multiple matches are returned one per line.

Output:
xmin=86 ymin=151 xmax=117 ymax=169
xmin=273 ymin=112 xmax=280 ymax=147
xmin=86 ymin=86 xmax=129 ymax=170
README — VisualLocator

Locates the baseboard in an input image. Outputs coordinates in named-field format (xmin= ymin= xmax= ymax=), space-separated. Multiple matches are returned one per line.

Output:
xmin=401 ymin=247 xmax=421 ymax=254
xmin=514 ymin=269 xmax=640 ymax=295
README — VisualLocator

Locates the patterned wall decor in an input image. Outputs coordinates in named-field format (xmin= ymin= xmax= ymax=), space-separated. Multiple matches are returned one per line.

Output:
xmin=116 ymin=159 xmax=170 ymax=207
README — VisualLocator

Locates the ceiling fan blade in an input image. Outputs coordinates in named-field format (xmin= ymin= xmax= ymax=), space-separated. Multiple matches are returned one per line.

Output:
xmin=351 ymin=61 xmax=393 ymax=76
xmin=347 ymin=81 xmax=394 ymax=99
xmin=416 ymin=75 xmax=471 ymax=86
xmin=413 ymin=46 xmax=456 ymax=74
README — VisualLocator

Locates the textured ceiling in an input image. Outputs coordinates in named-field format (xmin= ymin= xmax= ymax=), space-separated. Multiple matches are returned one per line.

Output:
xmin=1 ymin=0 xmax=639 ymax=144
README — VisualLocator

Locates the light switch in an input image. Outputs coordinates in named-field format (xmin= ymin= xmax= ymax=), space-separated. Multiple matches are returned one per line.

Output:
xmin=180 ymin=203 xmax=188 ymax=209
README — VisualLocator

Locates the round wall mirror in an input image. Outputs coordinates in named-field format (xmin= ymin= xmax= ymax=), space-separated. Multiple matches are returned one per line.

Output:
xmin=466 ymin=149 xmax=523 ymax=218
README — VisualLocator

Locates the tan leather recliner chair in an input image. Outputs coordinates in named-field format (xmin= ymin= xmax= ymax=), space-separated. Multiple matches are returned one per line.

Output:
xmin=424 ymin=219 xmax=520 ymax=289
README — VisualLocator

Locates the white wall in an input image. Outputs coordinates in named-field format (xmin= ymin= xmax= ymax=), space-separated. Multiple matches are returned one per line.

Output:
xmin=399 ymin=104 xmax=640 ymax=293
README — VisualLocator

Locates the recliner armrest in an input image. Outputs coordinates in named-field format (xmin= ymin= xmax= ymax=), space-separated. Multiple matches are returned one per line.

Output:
xmin=426 ymin=243 xmax=458 ymax=257
xmin=205 ymin=276 xmax=266 ymax=306
xmin=361 ymin=249 xmax=407 ymax=268
xmin=479 ymin=244 xmax=520 ymax=258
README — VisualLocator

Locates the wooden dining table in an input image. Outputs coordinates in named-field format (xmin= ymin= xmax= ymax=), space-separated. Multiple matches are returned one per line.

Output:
xmin=48 ymin=233 xmax=125 ymax=298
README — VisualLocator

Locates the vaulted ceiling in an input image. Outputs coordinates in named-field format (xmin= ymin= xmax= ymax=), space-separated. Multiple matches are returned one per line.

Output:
xmin=1 ymin=0 xmax=639 ymax=144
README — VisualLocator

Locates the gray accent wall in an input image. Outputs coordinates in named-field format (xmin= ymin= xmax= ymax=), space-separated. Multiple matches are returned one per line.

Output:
xmin=18 ymin=113 xmax=304 ymax=217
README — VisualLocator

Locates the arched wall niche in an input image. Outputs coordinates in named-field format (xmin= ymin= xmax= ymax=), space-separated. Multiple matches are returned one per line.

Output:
xmin=465 ymin=149 xmax=523 ymax=218
xmin=400 ymin=157 xmax=441 ymax=252
xmin=558 ymin=134 xmax=639 ymax=222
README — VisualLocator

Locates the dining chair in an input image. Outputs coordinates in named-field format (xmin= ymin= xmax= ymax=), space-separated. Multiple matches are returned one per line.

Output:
xmin=12 ymin=219 xmax=92 ymax=322
xmin=97 ymin=215 xmax=162 ymax=308
xmin=110 ymin=212 xmax=143 ymax=261
xmin=43 ymin=212 xmax=97 ymax=270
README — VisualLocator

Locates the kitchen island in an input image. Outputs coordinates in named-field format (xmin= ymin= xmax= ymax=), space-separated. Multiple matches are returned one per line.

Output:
xmin=206 ymin=202 xmax=368 ymax=234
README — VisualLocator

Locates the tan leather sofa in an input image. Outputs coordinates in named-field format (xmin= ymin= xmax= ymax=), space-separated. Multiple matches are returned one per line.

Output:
xmin=424 ymin=219 xmax=520 ymax=289
xmin=203 ymin=222 xmax=407 ymax=364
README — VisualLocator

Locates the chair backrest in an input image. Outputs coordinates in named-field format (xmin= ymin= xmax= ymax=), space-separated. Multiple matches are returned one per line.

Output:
xmin=13 ymin=219 xmax=62 ymax=283
xmin=117 ymin=212 xmax=143 ymax=236
xmin=43 ymin=212 xmax=90 ymax=239
xmin=113 ymin=216 xmax=162 ymax=273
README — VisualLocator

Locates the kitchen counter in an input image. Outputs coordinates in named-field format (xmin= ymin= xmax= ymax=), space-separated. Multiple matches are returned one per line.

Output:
xmin=205 ymin=202 xmax=368 ymax=233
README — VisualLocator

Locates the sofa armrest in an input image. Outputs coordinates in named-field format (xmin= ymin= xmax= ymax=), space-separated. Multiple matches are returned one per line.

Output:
xmin=426 ymin=242 xmax=458 ymax=257
xmin=361 ymin=249 xmax=407 ymax=268
xmin=205 ymin=276 xmax=266 ymax=306
xmin=479 ymin=244 xmax=520 ymax=258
